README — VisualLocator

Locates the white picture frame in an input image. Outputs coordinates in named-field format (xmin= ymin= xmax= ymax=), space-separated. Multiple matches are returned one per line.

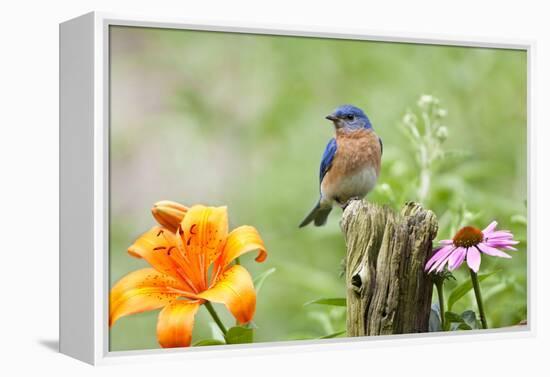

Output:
xmin=59 ymin=11 xmax=534 ymax=365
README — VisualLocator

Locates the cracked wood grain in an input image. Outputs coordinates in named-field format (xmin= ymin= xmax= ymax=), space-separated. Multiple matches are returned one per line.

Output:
xmin=341 ymin=201 xmax=438 ymax=336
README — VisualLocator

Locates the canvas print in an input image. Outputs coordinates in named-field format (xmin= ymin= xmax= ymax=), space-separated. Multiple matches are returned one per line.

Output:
xmin=108 ymin=26 xmax=527 ymax=351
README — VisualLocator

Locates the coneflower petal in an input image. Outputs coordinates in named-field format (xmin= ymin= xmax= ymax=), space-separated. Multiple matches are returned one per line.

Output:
xmin=482 ymin=221 xmax=498 ymax=234
xmin=467 ymin=247 xmax=481 ymax=272
xmin=426 ymin=245 xmax=455 ymax=272
xmin=478 ymin=243 xmax=512 ymax=259
xmin=447 ymin=247 xmax=467 ymax=271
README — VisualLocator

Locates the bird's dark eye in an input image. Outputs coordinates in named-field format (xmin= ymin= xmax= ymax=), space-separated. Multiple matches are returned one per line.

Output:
xmin=346 ymin=115 xmax=354 ymax=121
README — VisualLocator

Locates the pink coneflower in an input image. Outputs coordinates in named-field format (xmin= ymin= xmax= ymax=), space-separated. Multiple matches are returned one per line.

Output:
xmin=426 ymin=221 xmax=519 ymax=273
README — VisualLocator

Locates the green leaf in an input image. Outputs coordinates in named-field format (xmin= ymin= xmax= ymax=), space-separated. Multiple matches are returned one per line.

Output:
xmin=319 ymin=330 xmax=346 ymax=339
xmin=193 ymin=339 xmax=226 ymax=347
xmin=224 ymin=326 xmax=254 ymax=344
xmin=461 ymin=310 xmax=478 ymax=329
xmin=304 ymin=298 xmax=346 ymax=307
xmin=444 ymin=311 xmax=463 ymax=324
xmin=253 ymin=268 xmax=276 ymax=294
xmin=445 ymin=310 xmax=479 ymax=331
xmin=447 ymin=271 xmax=499 ymax=312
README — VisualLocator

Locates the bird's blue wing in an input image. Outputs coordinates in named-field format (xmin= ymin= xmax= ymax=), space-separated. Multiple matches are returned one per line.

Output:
xmin=319 ymin=138 xmax=337 ymax=183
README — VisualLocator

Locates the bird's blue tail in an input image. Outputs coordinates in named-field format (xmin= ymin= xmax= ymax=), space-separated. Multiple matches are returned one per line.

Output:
xmin=299 ymin=200 xmax=332 ymax=227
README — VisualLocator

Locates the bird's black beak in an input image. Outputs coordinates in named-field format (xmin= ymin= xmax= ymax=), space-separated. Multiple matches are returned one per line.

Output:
xmin=325 ymin=114 xmax=338 ymax=121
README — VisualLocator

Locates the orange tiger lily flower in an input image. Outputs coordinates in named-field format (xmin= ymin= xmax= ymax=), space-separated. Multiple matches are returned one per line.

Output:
xmin=109 ymin=201 xmax=267 ymax=348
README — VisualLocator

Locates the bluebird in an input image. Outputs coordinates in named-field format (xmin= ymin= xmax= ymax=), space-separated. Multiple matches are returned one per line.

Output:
xmin=299 ymin=105 xmax=383 ymax=227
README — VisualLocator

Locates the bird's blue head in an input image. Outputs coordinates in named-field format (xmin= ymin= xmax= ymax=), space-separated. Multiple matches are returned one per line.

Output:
xmin=325 ymin=104 xmax=372 ymax=130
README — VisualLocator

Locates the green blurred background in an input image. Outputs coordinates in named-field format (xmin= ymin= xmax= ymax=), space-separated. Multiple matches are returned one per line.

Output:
xmin=109 ymin=26 xmax=527 ymax=351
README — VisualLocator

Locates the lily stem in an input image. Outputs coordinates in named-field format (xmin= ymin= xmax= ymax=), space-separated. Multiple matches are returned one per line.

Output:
xmin=204 ymin=301 xmax=228 ymax=335
xmin=469 ymin=269 xmax=488 ymax=329
xmin=435 ymin=280 xmax=446 ymax=331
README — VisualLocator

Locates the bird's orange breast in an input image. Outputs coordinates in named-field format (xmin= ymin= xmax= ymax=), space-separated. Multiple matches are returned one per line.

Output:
xmin=320 ymin=128 xmax=382 ymax=202
xmin=333 ymin=128 xmax=381 ymax=176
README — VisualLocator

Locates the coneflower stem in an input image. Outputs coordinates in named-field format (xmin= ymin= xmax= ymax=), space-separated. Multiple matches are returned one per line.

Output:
xmin=204 ymin=301 xmax=227 ymax=335
xmin=435 ymin=280 xmax=446 ymax=331
xmin=469 ymin=269 xmax=488 ymax=329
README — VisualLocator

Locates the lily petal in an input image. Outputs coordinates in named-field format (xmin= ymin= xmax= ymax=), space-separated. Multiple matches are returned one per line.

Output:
xmin=127 ymin=226 xmax=197 ymax=292
xmin=157 ymin=299 xmax=201 ymax=348
xmin=218 ymin=225 xmax=267 ymax=269
xmin=198 ymin=265 xmax=256 ymax=324
xmin=110 ymin=268 xmax=189 ymax=327
xmin=180 ymin=205 xmax=229 ymax=271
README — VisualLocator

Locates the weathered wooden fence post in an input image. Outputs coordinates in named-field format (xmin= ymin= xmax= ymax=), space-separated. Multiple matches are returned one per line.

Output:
xmin=341 ymin=201 xmax=438 ymax=336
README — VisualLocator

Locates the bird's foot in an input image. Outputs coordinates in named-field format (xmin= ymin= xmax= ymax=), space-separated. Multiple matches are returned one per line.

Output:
xmin=341 ymin=197 xmax=362 ymax=210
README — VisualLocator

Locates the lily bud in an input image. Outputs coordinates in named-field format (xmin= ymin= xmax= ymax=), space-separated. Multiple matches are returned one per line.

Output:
xmin=151 ymin=200 xmax=187 ymax=233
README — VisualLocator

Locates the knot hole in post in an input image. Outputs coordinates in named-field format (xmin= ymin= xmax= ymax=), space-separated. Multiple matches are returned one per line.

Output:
xmin=351 ymin=273 xmax=362 ymax=290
